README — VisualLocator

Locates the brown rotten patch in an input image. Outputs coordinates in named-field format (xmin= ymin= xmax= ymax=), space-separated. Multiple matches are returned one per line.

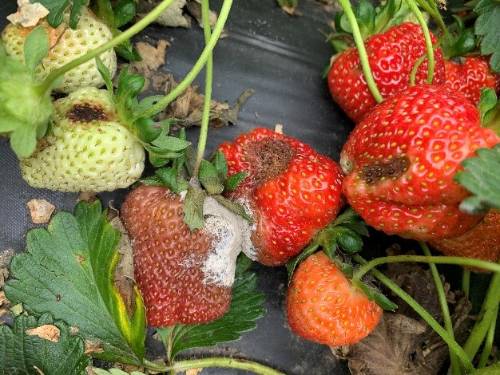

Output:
xmin=245 ymin=139 xmax=295 ymax=184
xmin=361 ymin=156 xmax=410 ymax=184
xmin=67 ymin=103 xmax=109 ymax=123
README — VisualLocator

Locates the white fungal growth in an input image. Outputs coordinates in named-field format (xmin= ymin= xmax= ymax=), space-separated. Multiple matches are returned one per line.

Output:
xmin=201 ymin=197 xmax=255 ymax=287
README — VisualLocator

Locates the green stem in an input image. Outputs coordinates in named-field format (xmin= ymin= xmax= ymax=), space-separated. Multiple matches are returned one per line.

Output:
xmin=405 ymin=0 xmax=435 ymax=83
xmin=409 ymin=54 xmax=425 ymax=86
xmin=414 ymin=0 xmax=447 ymax=33
xmin=462 ymin=269 xmax=471 ymax=299
xmin=353 ymin=255 xmax=500 ymax=281
xmin=193 ymin=0 xmax=214 ymax=177
xmin=144 ymin=357 xmax=284 ymax=375
xmin=38 ymin=0 xmax=177 ymax=93
xmin=139 ymin=0 xmax=233 ymax=119
xmin=353 ymin=255 xmax=475 ymax=372
xmin=464 ymin=269 xmax=500 ymax=360
xmin=419 ymin=242 xmax=459 ymax=375
xmin=478 ymin=306 xmax=498 ymax=368
xmin=336 ymin=0 xmax=383 ymax=103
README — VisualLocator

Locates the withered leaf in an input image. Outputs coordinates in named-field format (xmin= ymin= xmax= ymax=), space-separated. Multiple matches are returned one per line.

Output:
xmin=27 ymin=199 xmax=55 ymax=224
xmin=26 ymin=324 xmax=61 ymax=343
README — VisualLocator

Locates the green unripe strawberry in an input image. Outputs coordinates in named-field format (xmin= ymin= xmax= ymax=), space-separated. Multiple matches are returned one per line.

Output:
xmin=1 ymin=8 xmax=117 ymax=94
xmin=21 ymin=87 xmax=145 ymax=192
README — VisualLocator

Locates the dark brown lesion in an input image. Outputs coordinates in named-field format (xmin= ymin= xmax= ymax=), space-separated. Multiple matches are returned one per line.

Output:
xmin=361 ymin=156 xmax=410 ymax=184
xmin=245 ymin=139 xmax=295 ymax=184
xmin=67 ymin=102 xmax=109 ymax=123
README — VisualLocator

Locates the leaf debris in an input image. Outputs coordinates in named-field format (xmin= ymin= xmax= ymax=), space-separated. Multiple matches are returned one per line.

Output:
xmin=27 ymin=198 xmax=55 ymax=224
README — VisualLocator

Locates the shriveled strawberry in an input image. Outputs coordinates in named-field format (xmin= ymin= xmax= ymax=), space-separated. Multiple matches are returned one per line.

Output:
xmin=121 ymin=185 xmax=251 ymax=326
xmin=328 ymin=22 xmax=446 ymax=122
xmin=341 ymin=84 xmax=499 ymax=241
xmin=430 ymin=210 xmax=500 ymax=267
xmin=445 ymin=57 xmax=500 ymax=105
xmin=218 ymin=128 xmax=343 ymax=266
xmin=287 ymin=252 xmax=382 ymax=346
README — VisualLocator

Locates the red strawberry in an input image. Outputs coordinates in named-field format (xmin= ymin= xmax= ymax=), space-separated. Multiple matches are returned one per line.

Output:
xmin=341 ymin=84 xmax=499 ymax=241
xmin=328 ymin=22 xmax=446 ymax=122
xmin=444 ymin=57 xmax=500 ymax=105
xmin=430 ymin=210 xmax=500 ymax=267
xmin=121 ymin=185 xmax=249 ymax=326
xmin=218 ymin=128 xmax=344 ymax=266
xmin=287 ymin=252 xmax=382 ymax=346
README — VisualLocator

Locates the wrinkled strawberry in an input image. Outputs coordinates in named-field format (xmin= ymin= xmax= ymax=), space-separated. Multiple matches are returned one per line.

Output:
xmin=341 ymin=84 xmax=499 ymax=241
xmin=219 ymin=128 xmax=343 ymax=266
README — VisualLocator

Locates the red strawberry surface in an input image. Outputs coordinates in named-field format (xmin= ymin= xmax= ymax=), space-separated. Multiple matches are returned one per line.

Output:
xmin=444 ymin=57 xmax=500 ymax=105
xmin=287 ymin=252 xmax=382 ymax=346
xmin=341 ymin=84 xmax=499 ymax=241
xmin=121 ymin=185 xmax=232 ymax=327
xmin=328 ymin=22 xmax=446 ymax=122
xmin=219 ymin=128 xmax=343 ymax=266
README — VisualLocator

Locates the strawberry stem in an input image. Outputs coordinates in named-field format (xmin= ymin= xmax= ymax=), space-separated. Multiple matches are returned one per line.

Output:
xmin=336 ymin=0 xmax=383 ymax=103
xmin=193 ymin=0 xmax=214 ymax=177
xmin=462 ymin=269 xmax=471 ymax=298
xmin=353 ymin=254 xmax=475 ymax=372
xmin=144 ymin=357 xmax=285 ymax=374
xmin=405 ymin=0 xmax=435 ymax=83
xmin=138 ymin=0 xmax=233 ymax=120
xmin=38 ymin=0 xmax=177 ymax=94
xmin=463 ymin=268 xmax=500 ymax=361
xmin=352 ymin=255 xmax=500 ymax=280
xmin=419 ymin=242 xmax=460 ymax=375
xmin=415 ymin=0 xmax=448 ymax=34
xmin=478 ymin=305 xmax=498 ymax=368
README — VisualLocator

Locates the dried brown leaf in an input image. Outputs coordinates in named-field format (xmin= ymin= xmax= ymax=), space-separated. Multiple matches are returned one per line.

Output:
xmin=185 ymin=0 xmax=217 ymax=27
xmin=133 ymin=40 xmax=170 ymax=77
xmin=7 ymin=0 xmax=49 ymax=27
xmin=0 ymin=249 xmax=15 ymax=289
xmin=138 ymin=0 xmax=191 ymax=28
xmin=26 ymin=324 xmax=61 ymax=343
xmin=84 ymin=340 xmax=104 ymax=355
xmin=27 ymin=199 xmax=55 ymax=224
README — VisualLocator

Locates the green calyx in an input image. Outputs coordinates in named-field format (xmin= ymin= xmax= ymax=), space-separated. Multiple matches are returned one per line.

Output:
xmin=329 ymin=0 xmax=415 ymax=52
xmin=439 ymin=16 xmax=477 ymax=59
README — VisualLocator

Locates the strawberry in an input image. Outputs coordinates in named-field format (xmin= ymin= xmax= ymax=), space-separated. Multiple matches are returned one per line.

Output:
xmin=218 ymin=128 xmax=343 ymax=266
xmin=444 ymin=57 xmax=500 ymax=105
xmin=20 ymin=87 xmax=145 ymax=192
xmin=286 ymin=252 xmax=382 ymax=346
xmin=341 ymin=84 xmax=499 ymax=241
xmin=1 ymin=8 xmax=117 ymax=93
xmin=121 ymin=185 xmax=251 ymax=326
xmin=328 ymin=22 xmax=446 ymax=122
xmin=430 ymin=210 xmax=500 ymax=266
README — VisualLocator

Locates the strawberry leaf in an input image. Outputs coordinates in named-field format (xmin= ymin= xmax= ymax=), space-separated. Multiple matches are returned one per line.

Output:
xmin=155 ymin=167 xmax=189 ymax=193
xmin=357 ymin=283 xmax=398 ymax=311
xmin=183 ymin=186 xmax=207 ymax=230
xmin=96 ymin=56 xmax=114 ymax=94
xmin=23 ymin=26 xmax=49 ymax=74
xmin=0 ymin=314 xmax=90 ymax=374
xmin=163 ymin=255 xmax=266 ymax=359
xmin=456 ymin=145 xmax=500 ymax=214
xmin=212 ymin=195 xmax=253 ymax=222
xmin=4 ymin=201 xmax=147 ymax=365
xmin=199 ymin=160 xmax=224 ymax=195
xmin=225 ymin=172 xmax=247 ymax=192
xmin=213 ymin=151 xmax=228 ymax=180
xmin=478 ymin=88 xmax=499 ymax=127
xmin=473 ymin=0 xmax=500 ymax=72
xmin=33 ymin=0 xmax=89 ymax=28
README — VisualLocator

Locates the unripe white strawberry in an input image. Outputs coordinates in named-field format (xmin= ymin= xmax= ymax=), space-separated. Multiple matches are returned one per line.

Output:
xmin=20 ymin=87 xmax=145 ymax=192
xmin=1 ymin=8 xmax=117 ymax=93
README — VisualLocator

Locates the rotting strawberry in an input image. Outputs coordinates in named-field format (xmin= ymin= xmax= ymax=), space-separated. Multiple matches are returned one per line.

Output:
xmin=218 ymin=128 xmax=344 ymax=266
xmin=1 ymin=7 xmax=117 ymax=93
xmin=20 ymin=87 xmax=145 ymax=192
xmin=444 ymin=57 xmax=500 ymax=106
xmin=327 ymin=22 xmax=445 ymax=122
xmin=341 ymin=84 xmax=499 ymax=241
xmin=287 ymin=251 xmax=382 ymax=346
xmin=121 ymin=184 xmax=253 ymax=326
xmin=430 ymin=210 xmax=500 ymax=267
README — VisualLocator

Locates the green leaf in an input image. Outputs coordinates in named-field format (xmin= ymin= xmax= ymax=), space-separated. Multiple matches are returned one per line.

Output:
xmin=115 ymin=40 xmax=142 ymax=62
xmin=114 ymin=0 xmax=137 ymax=27
xmin=213 ymin=151 xmax=228 ymax=180
xmin=357 ymin=283 xmax=398 ymax=311
xmin=167 ymin=255 xmax=266 ymax=358
xmin=478 ymin=88 xmax=499 ymax=126
xmin=225 ymin=172 xmax=247 ymax=192
xmin=455 ymin=145 xmax=500 ymax=214
xmin=10 ymin=125 xmax=37 ymax=159
xmin=474 ymin=0 xmax=500 ymax=72
xmin=34 ymin=0 xmax=89 ymax=28
xmin=24 ymin=26 xmax=49 ymax=74
xmin=0 ymin=314 xmax=89 ymax=374
xmin=286 ymin=243 xmax=320 ymax=282
xmin=4 ymin=202 xmax=146 ymax=365
xmin=183 ymin=186 xmax=206 ymax=230
xmin=199 ymin=160 xmax=224 ymax=195
xmin=96 ymin=56 xmax=114 ymax=94
xmin=155 ymin=167 xmax=188 ymax=193
xmin=211 ymin=195 xmax=252 ymax=222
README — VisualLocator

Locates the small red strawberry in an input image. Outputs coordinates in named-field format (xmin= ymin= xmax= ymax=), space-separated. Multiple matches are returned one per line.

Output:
xmin=121 ymin=185 xmax=249 ymax=326
xmin=218 ymin=128 xmax=343 ymax=266
xmin=430 ymin=210 xmax=500 ymax=267
xmin=287 ymin=252 xmax=382 ymax=346
xmin=445 ymin=57 xmax=500 ymax=105
xmin=341 ymin=84 xmax=499 ymax=241
xmin=328 ymin=22 xmax=446 ymax=122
